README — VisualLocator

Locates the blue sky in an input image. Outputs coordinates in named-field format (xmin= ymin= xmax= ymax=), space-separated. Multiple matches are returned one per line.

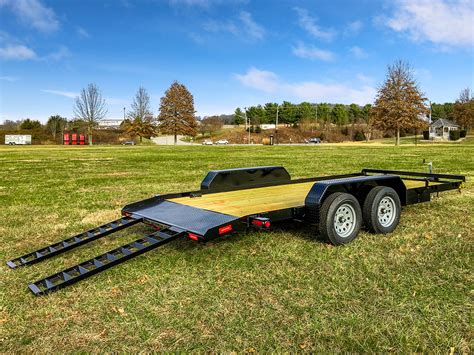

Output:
xmin=0 ymin=0 xmax=473 ymax=122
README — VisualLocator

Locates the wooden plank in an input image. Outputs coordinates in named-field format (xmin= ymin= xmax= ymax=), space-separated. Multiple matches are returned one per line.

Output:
xmin=168 ymin=181 xmax=316 ymax=217
xmin=403 ymin=180 xmax=443 ymax=189
xmin=168 ymin=179 xmax=443 ymax=217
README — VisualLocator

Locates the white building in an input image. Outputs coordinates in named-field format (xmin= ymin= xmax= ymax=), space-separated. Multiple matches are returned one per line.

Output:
xmin=429 ymin=118 xmax=460 ymax=140
xmin=98 ymin=118 xmax=124 ymax=129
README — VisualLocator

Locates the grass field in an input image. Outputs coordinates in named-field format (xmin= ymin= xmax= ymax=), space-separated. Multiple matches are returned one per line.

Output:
xmin=1 ymin=140 xmax=473 ymax=352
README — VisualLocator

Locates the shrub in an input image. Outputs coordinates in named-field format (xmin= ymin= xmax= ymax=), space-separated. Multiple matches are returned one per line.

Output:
xmin=319 ymin=133 xmax=325 ymax=141
xmin=255 ymin=126 xmax=262 ymax=134
xmin=423 ymin=131 xmax=429 ymax=140
xmin=399 ymin=129 xmax=406 ymax=137
xmin=460 ymin=130 xmax=467 ymax=138
xmin=354 ymin=131 xmax=365 ymax=141
xmin=449 ymin=130 xmax=460 ymax=141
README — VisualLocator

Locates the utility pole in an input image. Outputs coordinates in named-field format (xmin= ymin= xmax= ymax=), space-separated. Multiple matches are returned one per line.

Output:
xmin=244 ymin=109 xmax=250 ymax=144
xmin=123 ymin=107 xmax=126 ymax=121
xmin=275 ymin=105 xmax=279 ymax=145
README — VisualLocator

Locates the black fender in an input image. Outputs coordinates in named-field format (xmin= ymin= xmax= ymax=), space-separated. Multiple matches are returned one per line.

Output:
xmin=304 ymin=175 xmax=406 ymax=223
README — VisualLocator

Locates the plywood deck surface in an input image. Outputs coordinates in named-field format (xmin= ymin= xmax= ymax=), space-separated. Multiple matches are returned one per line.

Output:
xmin=168 ymin=179 xmax=441 ymax=217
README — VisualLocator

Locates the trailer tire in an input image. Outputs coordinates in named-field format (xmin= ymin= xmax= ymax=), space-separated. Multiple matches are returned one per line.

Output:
xmin=319 ymin=192 xmax=362 ymax=245
xmin=363 ymin=186 xmax=401 ymax=234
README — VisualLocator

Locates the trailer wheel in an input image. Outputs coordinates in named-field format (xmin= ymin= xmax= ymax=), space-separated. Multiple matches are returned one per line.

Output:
xmin=319 ymin=192 xmax=362 ymax=245
xmin=363 ymin=186 xmax=401 ymax=234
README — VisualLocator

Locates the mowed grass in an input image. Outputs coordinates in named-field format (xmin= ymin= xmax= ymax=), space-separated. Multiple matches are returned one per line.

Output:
xmin=0 ymin=141 xmax=472 ymax=352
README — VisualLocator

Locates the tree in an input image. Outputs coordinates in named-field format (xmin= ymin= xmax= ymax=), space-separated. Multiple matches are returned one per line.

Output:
xmin=73 ymin=83 xmax=108 ymax=145
xmin=332 ymin=104 xmax=348 ymax=125
xmin=317 ymin=103 xmax=331 ymax=122
xmin=263 ymin=102 xmax=278 ymax=124
xmin=453 ymin=87 xmax=474 ymax=130
xmin=371 ymin=60 xmax=427 ymax=145
xmin=233 ymin=107 xmax=245 ymax=126
xmin=200 ymin=116 xmax=223 ymax=137
xmin=125 ymin=87 xmax=156 ymax=143
xmin=19 ymin=119 xmax=42 ymax=130
xmin=46 ymin=115 xmax=67 ymax=139
xmin=158 ymin=81 xmax=197 ymax=144
xmin=246 ymin=105 xmax=265 ymax=126
xmin=348 ymin=104 xmax=361 ymax=123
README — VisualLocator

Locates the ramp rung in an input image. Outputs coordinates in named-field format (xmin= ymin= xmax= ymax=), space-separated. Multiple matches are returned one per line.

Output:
xmin=28 ymin=229 xmax=184 ymax=295
xmin=7 ymin=217 xmax=141 ymax=268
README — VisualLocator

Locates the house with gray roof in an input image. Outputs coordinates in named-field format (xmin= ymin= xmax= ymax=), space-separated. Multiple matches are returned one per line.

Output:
xmin=429 ymin=118 xmax=460 ymax=140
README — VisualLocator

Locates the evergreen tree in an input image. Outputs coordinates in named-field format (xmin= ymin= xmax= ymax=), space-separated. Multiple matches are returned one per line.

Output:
xmin=158 ymin=81 xmax=197 ymax=144
xmin=233 ymin=107 xmax=245 ymax=126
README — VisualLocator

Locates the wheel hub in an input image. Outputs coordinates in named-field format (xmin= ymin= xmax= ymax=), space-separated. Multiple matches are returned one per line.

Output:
xmin=334 ymin=203 xmax=356 ymax=238
xmin=378 ymin=196 xmax=396 ymax=227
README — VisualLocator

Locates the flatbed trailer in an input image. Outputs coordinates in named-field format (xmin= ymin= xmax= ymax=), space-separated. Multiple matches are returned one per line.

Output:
xmin=7 ymin=166 xmax=465 ymax=296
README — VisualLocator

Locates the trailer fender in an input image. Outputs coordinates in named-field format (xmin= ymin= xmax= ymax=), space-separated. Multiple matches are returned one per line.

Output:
xmin=304 ymin=175 xmax=406 ymax=223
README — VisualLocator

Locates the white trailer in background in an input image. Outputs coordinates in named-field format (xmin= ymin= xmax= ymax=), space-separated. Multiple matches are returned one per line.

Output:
xmin=5 ymin=135 xmax=32 ymax=145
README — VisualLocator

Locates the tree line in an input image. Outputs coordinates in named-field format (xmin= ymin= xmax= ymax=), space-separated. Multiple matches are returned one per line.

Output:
xmin=233 ymin=102 xmax=372 ymax=127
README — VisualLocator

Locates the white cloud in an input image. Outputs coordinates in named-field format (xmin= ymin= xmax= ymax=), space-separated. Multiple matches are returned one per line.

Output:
xmin=350 ymin=46 xmax=368 ymax=59
xmin=0 ymin=76 xmax=19 ymax=82
xmin=77 ymin=27 xmax=90 ymax=39
xmin=0 ymin=44 xmax=37 ymax=60
xmin=294 ymin=7 xmax=335 ymax=41
xmin=292 ymin=42 xmax=335 ymax=61
xmin=238 ymin=11 xmax=265 ymax=40
xmin=234 ymin=67 xmax=376 ymax=105
xmin=44 ymin=46 xmax=71 ymax=61
xmin=234 ymin=67 xmax=279 ymax=93
xmin=356 ymin=73 xmax=374 ymax=84
xmin=0 ymin=0 xmax=59 ymax=33
xmin=345 ymin=20 xmax=363 ymax=35
xmin=41 ymin=89 xmax=78 ymax=98
xmin=385 ymin=0 xmax=474 ymax=48
xmin=203 ymin=11 xmax=265 ymax=41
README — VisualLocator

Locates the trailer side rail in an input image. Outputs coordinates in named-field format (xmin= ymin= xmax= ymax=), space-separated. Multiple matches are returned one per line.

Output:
xmin=362 ymin=168 xmax=466 ymax=182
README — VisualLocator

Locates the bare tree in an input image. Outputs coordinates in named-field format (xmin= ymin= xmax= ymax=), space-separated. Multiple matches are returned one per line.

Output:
xmin=128 ymin=86 xmax=152 ymax=121
xmin=124 ymin=87 xmax=156 ymax=143
xmin=371 ymin=60 xmax=427 ymax=146
xmin=73 ymin=83 xmax=108 ymax=145
xmin=200 ymin=116 xmax=223 ymax=138
xmin=454 ymin=87 xmax=473 ymax=130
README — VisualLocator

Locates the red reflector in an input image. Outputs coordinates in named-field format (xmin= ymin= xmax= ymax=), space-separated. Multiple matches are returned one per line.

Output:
xmin=251 ymin=219 xmax=271 ymax=228
xmin=188 ymin=233 xmax=199 ymax=241
xmin=218 ymin=224 xmax=233 ymax=235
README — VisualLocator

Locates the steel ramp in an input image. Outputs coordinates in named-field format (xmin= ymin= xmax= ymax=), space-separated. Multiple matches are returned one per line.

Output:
xmin=28 ymin=226 xmax=185 ymax=296
xmin=7 ymin=216 xmax=140 ymax=268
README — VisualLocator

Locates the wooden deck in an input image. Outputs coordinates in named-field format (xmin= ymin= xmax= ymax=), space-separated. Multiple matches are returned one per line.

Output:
xmin=168 ymin=179 xmax=441 ymax=217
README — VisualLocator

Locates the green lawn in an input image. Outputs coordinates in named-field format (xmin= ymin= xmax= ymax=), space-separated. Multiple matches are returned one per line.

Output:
xmin=1 ymin=141 xmax=472 ymax=352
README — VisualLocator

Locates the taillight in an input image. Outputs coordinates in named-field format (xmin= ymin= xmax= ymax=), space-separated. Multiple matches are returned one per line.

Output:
xmin=250 ymin=218 xmax=271 ymax=228
xmin=188 ymin=233 xmax=199 ymax=241
xmin=218 ymin=224 xmax=233 ymax=235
